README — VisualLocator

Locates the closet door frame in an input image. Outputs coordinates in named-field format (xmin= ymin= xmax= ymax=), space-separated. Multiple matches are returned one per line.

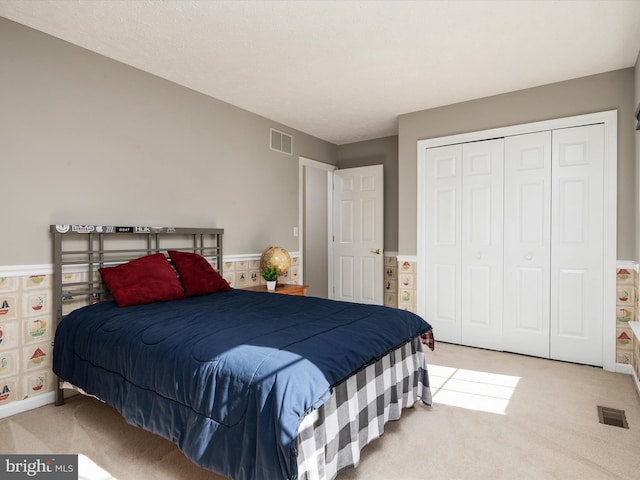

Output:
xmin=417 ymin=110 xmax=617 ymax=372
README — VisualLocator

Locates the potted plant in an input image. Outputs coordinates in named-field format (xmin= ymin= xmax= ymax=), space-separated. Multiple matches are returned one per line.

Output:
xmin=261 ymin=265 xmax=279 ymax=291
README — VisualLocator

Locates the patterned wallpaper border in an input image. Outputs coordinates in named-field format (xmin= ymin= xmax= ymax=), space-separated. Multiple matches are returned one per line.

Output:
xmin=3 ymin=255 xmax=628 ymax=419
xmin=0 ymin=252 xmax=298 ymax=419
xmin=615 ymin=261 xmax=639 ymax=368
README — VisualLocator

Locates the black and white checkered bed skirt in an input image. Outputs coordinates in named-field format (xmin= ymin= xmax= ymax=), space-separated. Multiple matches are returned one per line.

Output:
xmin=295 ymin=336 xmax=431 ymax=480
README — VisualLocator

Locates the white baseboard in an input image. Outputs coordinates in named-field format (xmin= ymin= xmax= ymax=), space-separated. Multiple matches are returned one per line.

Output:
xmin=0 ymin=392 xmax=55 ymax=419
xmin=633 ymin=371 xmax=640 ymax=398
xmin=615 ymin=363 xmax=634 ymax=375
xmin=615 ymin=362 xmax=640 ymax=398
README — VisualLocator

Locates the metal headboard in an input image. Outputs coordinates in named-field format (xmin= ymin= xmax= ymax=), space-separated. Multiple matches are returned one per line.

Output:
xmin=50 ymin=224 xmax=224 ymax=405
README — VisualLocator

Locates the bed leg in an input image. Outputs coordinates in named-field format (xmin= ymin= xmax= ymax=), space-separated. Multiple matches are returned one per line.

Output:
xmin=54 ymin=377 xmax=65 ymax=406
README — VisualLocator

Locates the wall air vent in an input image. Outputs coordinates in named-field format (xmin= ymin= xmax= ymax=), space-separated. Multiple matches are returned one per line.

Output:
xmin=270 ymin=128 xmax=293 ymax=155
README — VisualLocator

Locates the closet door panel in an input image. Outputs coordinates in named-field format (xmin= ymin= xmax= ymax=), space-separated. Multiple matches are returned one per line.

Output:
xmin=503 ymin=132 xmax=551 ymax=358
xmin=425 ymin=145 xmax=462 ymax=343
xmin=461 ymin=139 xmax=504 ymax=351
xmin=556 ymin=268 xmax=588 ymax=336
xmin=467 ymin=265 xmax=492 ymax=325
xmin=550 ymin=124 xmax=604 ymax=366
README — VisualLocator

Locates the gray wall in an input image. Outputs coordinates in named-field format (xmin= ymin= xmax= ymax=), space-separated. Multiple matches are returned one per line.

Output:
xmin=398 ymin=68 xmax=637 ymax=259
xmin=0 ymin=18 xmax=337 ymax=266
xmin=336 ymin=136 xmax=399 ymax=252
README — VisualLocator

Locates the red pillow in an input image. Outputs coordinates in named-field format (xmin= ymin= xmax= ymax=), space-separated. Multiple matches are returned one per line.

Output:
xmin=168 ymin=250 xmax=230 ymax=297
xmin=99 ymin=253 xmax=185 ymax=307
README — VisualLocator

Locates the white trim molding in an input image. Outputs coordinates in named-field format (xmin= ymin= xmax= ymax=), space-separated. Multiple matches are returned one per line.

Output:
xmin=0 ymin=392 xmax=55 ymax=420
xmin=396 ymin=255 xmax=418 ymax=263
xmin=616 ymin=260 xmax=638 ymax=271
xmin=0 ymin=252 xmax=302 ymax=278
xmin=628 ymin=322 xmax=640 ymax=396
xmin=0 ymin=264 xmax=54 ymax=277
xmin=223 ymin=252 xmax=302 ymax=263
xmin=298 ymin=156 xmax=337 ymax=296
xmin=616 ymin=363 xmax=634 ymax=374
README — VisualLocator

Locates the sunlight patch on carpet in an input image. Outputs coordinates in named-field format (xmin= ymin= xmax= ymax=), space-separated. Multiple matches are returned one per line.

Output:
xmin=79 ymin=454 xmax=119 ymax=480
xmin=429 ymin=365 xmax=520 ymax=415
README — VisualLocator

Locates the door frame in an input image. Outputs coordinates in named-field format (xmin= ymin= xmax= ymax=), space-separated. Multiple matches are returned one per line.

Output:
xmin=417 ymin=110 xmax=617 ymax=371
xmin=298 ymin=156 xmax=336 ymax=295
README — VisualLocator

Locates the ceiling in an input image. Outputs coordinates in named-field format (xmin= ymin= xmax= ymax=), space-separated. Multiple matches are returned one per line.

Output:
xmin=1 ymin=0 xmax=639 ymax=145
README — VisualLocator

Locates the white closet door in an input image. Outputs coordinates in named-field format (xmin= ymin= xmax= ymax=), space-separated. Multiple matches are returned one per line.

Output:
xmin=503 ymin=132 xmax=551 ymax=357
xmin=425 ymin=144 xmax=462 ymax=343
xmin=461 ymin=139 xmax=504 ymax=350
xmin=550 ymin=124 xmax=604 ymax=366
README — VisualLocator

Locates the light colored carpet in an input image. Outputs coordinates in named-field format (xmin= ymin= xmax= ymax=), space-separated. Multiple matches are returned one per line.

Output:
xmin=2 ymin=342 xmax=639 ymax=480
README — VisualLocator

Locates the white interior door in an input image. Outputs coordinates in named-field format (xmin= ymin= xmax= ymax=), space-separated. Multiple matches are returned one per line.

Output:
xmin=332 ymin=165 xmax=384 ymax=304
xmin=550 ymin=124 xmax=604 ymax=366
xmin=460 ymin=139 xmax=504 ymax=351
xmin=503 ymin=132 xmax=552 ymax=357
xmin=424 ymin=144 xmax=462 ymax=343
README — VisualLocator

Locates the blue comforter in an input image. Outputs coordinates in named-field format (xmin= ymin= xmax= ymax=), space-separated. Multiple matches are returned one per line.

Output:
xmin=53 ymin=289 xmax=431 ymax=480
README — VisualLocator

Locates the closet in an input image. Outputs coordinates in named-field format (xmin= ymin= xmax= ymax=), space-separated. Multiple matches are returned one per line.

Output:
xmin=421 ymin=121 xmax=606 ymax=367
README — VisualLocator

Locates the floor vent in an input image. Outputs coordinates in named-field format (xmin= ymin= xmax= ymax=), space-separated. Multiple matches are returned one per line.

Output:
xmin=597 ymin=406 xmax=629 ymax=428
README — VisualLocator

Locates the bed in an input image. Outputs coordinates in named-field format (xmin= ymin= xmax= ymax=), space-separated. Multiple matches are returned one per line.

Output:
xmin=50 ymin=225 xmax=433 ymax=480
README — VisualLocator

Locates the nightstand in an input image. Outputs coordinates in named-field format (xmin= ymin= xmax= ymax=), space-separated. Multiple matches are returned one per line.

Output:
xmin=242 ymin=283 xmax=308 ymax=296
